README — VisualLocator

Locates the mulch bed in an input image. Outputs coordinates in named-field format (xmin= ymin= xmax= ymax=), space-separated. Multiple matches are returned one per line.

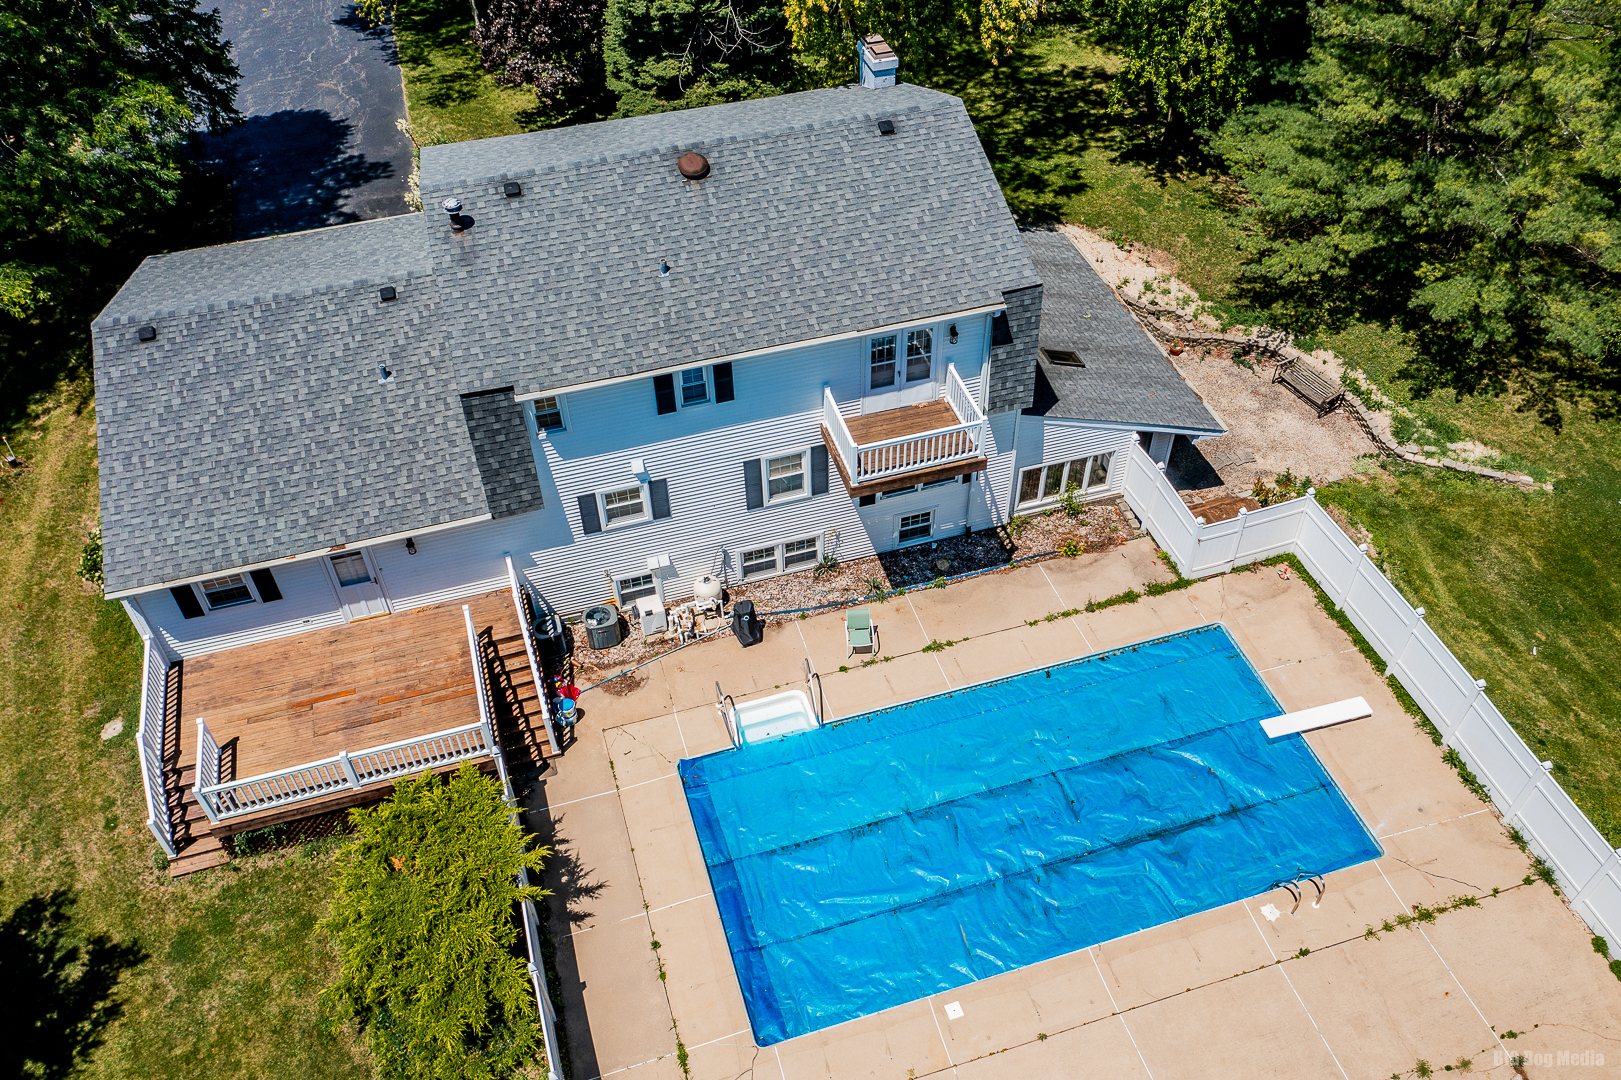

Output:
xmin=568 ymin=501 xmax=1136 ymax=684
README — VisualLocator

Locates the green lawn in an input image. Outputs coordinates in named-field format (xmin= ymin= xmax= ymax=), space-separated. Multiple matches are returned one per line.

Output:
xmin=0 ymin=383 xmax=368 ymax=1080
xmin=394 ymin=0 xmax=566 ymax=145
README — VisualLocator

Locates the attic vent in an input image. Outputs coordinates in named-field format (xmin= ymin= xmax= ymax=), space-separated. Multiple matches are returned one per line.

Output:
xmin=677 ymin=152 xmax=710 ymax=180
xmin=503 ymin=181 xmax=522 ymax=197
xmin=877 ymin=119 xmax=896 ymax=136
xmin=1041 ymin=348 xmax=1084 ymax=367
xmin=378 ymin=286 xmax=397 ymax=302
xmin=137 ymin=325 xmax=157 ymax=342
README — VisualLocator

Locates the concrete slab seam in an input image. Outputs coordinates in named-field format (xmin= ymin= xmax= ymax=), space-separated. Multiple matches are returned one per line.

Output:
xmin=905 ymin=595 xmax=954 ymax=687
xmin=622 ymin=892 xmax=713 ymax=921
xmin=1242 ymin=900 xmax=1352 ymax=1080
xmin=927 ymin=996 xmax=959 ymax=1069
xmin=1037 ymin=561 xmax=1094 ymax=651
xmin=1376 ymin=861 xmax=1508 ymax=1059
xmin=1376 ymin=808 xmax=1491 ymax=841
xmin=1088 ymin=948 xmax=1157 ymax=1080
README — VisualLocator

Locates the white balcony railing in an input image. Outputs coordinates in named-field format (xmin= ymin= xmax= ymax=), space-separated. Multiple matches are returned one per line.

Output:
xmin=823 ymin=363 xmax=987 ymax=488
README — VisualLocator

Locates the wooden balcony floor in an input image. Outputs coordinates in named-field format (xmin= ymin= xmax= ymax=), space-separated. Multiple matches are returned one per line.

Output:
xmin=177 ymin=589 xmax=524 ymax=784
xmin=845 ymin=399 xmax=959 ymax=444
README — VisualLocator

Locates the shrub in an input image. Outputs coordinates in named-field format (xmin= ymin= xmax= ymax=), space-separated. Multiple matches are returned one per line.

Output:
xmin=321 ymin=765 xmax=549 ymax=1080
xmin=78 ymin=528 xmax=102 ymax=586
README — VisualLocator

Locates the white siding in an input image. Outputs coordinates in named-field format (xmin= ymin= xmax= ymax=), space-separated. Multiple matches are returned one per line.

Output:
xmin=1010 ymin=418 xmax=1137 ymax=511
xmin=141 ymin=558 xmax=345 ymax=658
xmin=128 ymin=313 xmax=1015 ymax=656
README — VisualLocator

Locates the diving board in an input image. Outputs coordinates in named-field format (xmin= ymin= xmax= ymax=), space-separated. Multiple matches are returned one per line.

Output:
xmin=1261 ymin=697 xmax=1372 ymax=739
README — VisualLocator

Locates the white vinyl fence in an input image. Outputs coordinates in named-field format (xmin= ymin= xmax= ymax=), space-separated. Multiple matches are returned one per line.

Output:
xmin=1119 ymin=443 xmax=1621 ymax=945
xmin=464 ymin=605 xmax=565 ymax=1079
xmin=122 ymin=600 xmax=179 ymax=859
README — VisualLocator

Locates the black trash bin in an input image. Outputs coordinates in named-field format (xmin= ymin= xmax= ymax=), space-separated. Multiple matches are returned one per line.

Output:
xmin=535 ymin=611 xmax=568 ymax=663
xmin=731 ymin=600 xmax=763 ymax=648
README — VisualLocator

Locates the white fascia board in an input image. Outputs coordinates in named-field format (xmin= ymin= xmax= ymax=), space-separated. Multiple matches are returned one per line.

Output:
xmin=515 ymin=302 xmax=1008 ymax=402
xmin=103 ymin=512 xmax=495 ymax=600
xmin=1037 ymin=416 xmax=1227 ymax=438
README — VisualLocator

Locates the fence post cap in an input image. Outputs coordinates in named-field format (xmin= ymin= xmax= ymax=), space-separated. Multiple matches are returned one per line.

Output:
xmin=1540 ymin=759 xmax=1554 ymax=771
xmin=1415 ymin=606 xmax=1426 ymax=617
xmin=1307 ymin=487 xmax=1316 ymax=496
xmin=1358 ymin=542 xmax=1368 ymax=552
xmin=1237 ymin=507 xmax=1248 ymax=516
xmin=1476 ymin=678 xmax=1487 ymax=689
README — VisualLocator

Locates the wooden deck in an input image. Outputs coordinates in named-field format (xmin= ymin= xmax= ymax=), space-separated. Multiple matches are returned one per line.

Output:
xmin=844 ymin=399 xmax=959 ymax=444
xmin=164 ymin=589 xmax=550 ymax=870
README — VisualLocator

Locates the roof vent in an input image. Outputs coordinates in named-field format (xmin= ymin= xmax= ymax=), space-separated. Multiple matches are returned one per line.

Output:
xmin=378 ymin=286 xmax=397 ymax=302
xmin=677 ymin=152 xmax=710 ymax=180
xmin=443 ymin=196 xmax=471 ymax=232
xmin=378 ymin=363 xmax=394 ymax=384
xmin=503 ymin=181 xmax=522 ymax=197
xmin=877 ymin=118 xmax=896 ymax=136
xmin=137 ymin=325 xmax=157 ymax=342
xmin=659 ymin=260 xmax=671 ymax=277
xmin=1040 ymin=348 xmax=1084 ymax=368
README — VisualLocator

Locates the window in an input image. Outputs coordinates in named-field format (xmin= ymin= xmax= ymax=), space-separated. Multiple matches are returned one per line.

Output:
xmin=602 ymin=484 xmax=646 ymax=525
xmin=680 ymin=367 xmax=710 ymax=406
xmin=329 ymin=552 xmax=373 ymax=587
xmin=783 ymin=537 xmax=819 ymax=568
xmin=879 ymin=483 xmax=918 ymax=500
xmin=199 ymin=572 xmax=254 ymax=610
xmin=1016 ymin=451 xmax=1115 ymax=507
xmin=740 ymin=535 xmax=822 ymax=580
xmin=741 ymin=545 xmax=778 ymax=578
xmin=898 ymin=511 xmax=933 ymax=542
xmin=870 ymin=335 xmax=897 ymax=389
xmin=534 ymin=395 xmax=566 ymax=432
xmin=766 ymin=452 xmax=806 ymax=502
xmin=905 ymin=328 xmax=932 ymax=382
xmin=616 ymin=573 xmax=657 ymax=603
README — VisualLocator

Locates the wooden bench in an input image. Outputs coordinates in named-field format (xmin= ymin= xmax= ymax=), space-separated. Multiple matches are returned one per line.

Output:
xmin=1273 ymin=359 xmax=1345 ymax=416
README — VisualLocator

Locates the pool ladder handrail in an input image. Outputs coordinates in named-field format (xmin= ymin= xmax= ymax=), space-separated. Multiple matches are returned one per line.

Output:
xmin=803 ymin=659 xmax=825 ymax=726
xmin=715 ymin=681 xmax=740 ymax=747
xmin=1271 ymin=870 xmax=1326 ymax=913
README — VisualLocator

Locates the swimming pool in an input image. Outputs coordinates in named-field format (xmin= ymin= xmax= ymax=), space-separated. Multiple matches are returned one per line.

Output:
xmin=678 ymin=624 xmax=1381 ymax=1045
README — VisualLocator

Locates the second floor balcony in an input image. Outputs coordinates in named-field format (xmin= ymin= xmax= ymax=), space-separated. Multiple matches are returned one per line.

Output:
xmin=821 ymin=364 xmax=988 ymax=498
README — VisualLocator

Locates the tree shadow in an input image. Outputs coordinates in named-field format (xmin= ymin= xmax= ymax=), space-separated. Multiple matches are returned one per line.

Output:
xmin=0 ymin=889 xmax=146 ymax=1080
xmin=332 ymin=6 xmax=400 ymax=67
xmin=198 ymin=110 xmax=395 ymax=239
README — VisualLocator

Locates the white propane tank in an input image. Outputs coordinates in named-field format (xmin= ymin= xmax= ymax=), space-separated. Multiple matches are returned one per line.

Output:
xmin=692 ymin=573 xmax=723 ymax=604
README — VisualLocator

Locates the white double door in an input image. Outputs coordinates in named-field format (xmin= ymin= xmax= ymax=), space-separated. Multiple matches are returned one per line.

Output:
xmin=326 ymin=549 xmax=390 ymax=621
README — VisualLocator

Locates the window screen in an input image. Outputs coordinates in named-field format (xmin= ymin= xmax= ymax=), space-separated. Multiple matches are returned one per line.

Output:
xmin=681 ymin=367 xmax=709 ymax=406
xmin=870 ymin=335 xmax=897 ymax=389
xmin=199 ymin=573 xmax=254 ymax=609
xmin=534 ymin=396 xmax=565 ymax=431
xmin=898 ymin=511 xmax=933 ymax=542
xmin=905 ymin=329 xmax=932 ymax=382
xmin=602 ymin=485 xmax=645 ymax=524
xmin=767 ymin=453 xmax=805 ymax=501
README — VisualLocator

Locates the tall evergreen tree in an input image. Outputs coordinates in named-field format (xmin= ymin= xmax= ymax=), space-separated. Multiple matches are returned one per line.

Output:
xmin=0 ymin=0 xmax=239 ymax=318
xmin=603 ymin=0 xmax=793 ymax=115
xmin=1213 ymin=0 xmax=1621 ymax=421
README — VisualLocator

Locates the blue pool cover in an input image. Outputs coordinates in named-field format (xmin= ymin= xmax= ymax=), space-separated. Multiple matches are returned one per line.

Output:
xmin=678 ymin=624 xmax=1381 ymax=1045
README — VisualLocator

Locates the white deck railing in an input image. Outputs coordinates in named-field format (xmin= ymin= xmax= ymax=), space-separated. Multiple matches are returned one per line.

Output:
xmin=823 ymin=364 xmax=987 ymax=488
xmin=1119 ymin=441 xmax=1621 ymax=950
xmin=505 ymin=554 xmax=561 ymax=756
xmin=123 ymin=600 xmax=179 ymax=859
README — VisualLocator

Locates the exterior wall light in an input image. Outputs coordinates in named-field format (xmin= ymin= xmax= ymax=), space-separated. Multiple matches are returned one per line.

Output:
xmin=949 ymin=323 xmax=958 ymax=344
xmin=406 ymin=537 xmax=417 ymax=555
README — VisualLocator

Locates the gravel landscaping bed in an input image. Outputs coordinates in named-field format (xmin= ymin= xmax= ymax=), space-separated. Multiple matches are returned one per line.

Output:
xmin=568 ymin=501 xmax=1135 ymax=681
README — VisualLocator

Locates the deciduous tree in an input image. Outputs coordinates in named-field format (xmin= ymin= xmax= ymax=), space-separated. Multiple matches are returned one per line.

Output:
xmin=784 ymin=0 xmax=1044 ymax=87
xmin=603 ymin=0 xmax=793 ymax=115
xmin=473 ymin=0 xmax=607 ymax=102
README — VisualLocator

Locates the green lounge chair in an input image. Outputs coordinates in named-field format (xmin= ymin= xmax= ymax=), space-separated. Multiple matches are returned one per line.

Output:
xmin=846 ymin=608 xmax=879 ymax=658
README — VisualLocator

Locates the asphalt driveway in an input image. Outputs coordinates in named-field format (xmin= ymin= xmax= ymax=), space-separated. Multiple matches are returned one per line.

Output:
xmin=206 ymin=0 xmax=415 ymax=238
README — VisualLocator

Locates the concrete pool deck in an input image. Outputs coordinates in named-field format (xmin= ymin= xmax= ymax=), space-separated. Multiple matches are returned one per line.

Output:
xmin=526 ymin=537 xmax=1621 ymax=1080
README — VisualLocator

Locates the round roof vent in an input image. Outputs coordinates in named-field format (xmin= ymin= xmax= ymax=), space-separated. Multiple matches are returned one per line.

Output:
xmin=677 ymin=151 xmax=710 ymax=180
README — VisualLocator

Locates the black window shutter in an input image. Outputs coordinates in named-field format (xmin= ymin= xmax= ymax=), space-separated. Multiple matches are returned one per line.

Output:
xmin=249 ymin=568 xmax=283 ymax=602
xmin=990 ymin=311 xmax=1013 ymax=347
xmin=653 ymin=373 xmax=677 ymax=415
xmin=576 ymin=494 xmax=602 ymax=534
xmin=743 ymin=459 xmax=764 ymax=510
xmin=713 ymin=362 xmax=734 ymax=403
xmin=810 ymin=445 xmax=829 ymax=496
xmin=650 ymin=478 xmax=671 ymax=519
xmin=858 ymin=493 xmax=877 ymax=507
xmin=170 ymin=585 xmax=205 ymax=619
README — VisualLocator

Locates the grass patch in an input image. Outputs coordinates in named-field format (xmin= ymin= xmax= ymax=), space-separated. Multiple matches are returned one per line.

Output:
xmin=0 ymin=381 xmax=367 ymax=1080
xmin=393 ymin=0 xmax=564 ymax=145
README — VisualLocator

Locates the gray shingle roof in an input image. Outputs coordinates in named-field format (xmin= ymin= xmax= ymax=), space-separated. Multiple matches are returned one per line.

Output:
xmin=420 ymin=83 xmax=1038 ymax=394
xmin=1021 ymin=230 xmax=1223 ymax=434
xmin=97 ymin=213 xmax=430 ymax=324
xmin=92 ymin=272 xmax=492 ymax=595
xmin=93 ymin=84 xmax=1043 ymax=593
xmin=460 ymin=388 xmax=546 ymax=519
